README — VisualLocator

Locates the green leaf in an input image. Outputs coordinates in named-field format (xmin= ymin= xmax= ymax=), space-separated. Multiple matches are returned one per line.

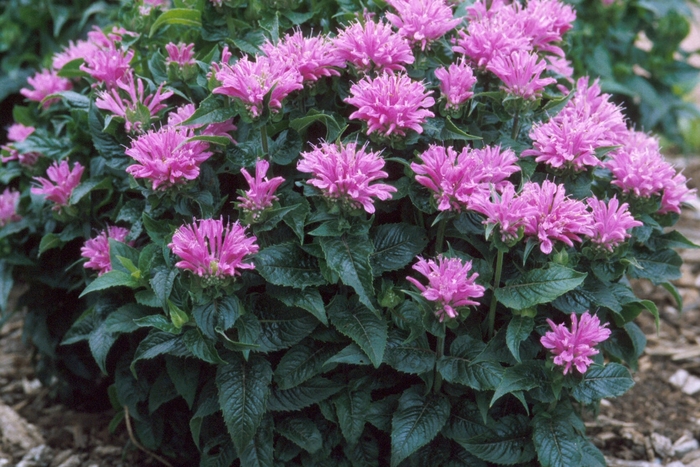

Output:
xmin=149 ymin=8 xmax=202 ymax=36
xmin=437 ymin=334 xmax=504 ymax=391
xmin=238 ymin=415 xmax=274 ymax=467
xmin=193 ymin=296 xmax=242 ymax=340
xmin=532 ymin=404 xmax=584 ymax=467
xmin=89 ymin=319 xmax=118 ymax=375
xmin=267 ymin=376 xmax=343 ymax=412
xmin=335 ymin=388 xmax=372 ymax=445
xmin=38 ymin=233 xmax=63 ymax=255
xmin=371 ymin=223 xmax=429 ymax=275
xmin=321 ymin=235 xmax=377 ymax=313
xmin=267 ymin=284 xmax=327 ymax=325
xmin=289 ymin=110 xmax=346 ymax=141
xmin=134 ymin=315 xmax=181 ymax=334
xmin=150 ymin=265 xmax=178 ymax=308
xmin=165 ymin=356 xmax=200 ymax=409
xmin=383 ymin=329 xmax=435 ymax=375
xmin=490 ymin=361 xmax=547 ymax=407
xmin=327 ymin=295 xmax=388 ymax=368
xmin=255 ymin=242 xmax=326 ymax=289
xmin=460 ymin=414 xmax=535 ymax=465
xmin=274 ymin=342 xmax=342 ymax=390
xmin=80 ymin=270 xmax=139 ymax=298
xmin=390 ymin=385 xmax=450 ymax=467
xmin=324 ymin=343 xmax=372 ymax=366
xmin=628 ymin=249 xmax=682 ymax=284
xmin=506 ymin=316 xmax=534 ymax=362
xmin=216 ymin=354 xmax=272 ymax=453
xmin=571 ymin=363 xmax=635 ymax=405
xmin=442 ymin=117 xmax=482 ymax=141
xmin=276 ymin=416 xmax=323 ymax=454
xmin=254 ymin=296 xmax=319 ymax=352
xmin=495 ymin=265 xmax=587 ymax=310
xmin=130 ymin=330 xmax=188 ymax=375
xmin=183 ymin=329 xmax=225 ymax=364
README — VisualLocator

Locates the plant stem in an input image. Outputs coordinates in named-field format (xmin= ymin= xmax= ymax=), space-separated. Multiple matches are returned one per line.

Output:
xmin=261 ymin=125 xmax=269 ymax=156
xmin=435 ymin=218 xmax=447 ymax=255
xmin=487 ymin=249 xmax=504 ymax=338
xmin=511 ymin=108 xmax=520 ymax=141
xmin=434 ymin=330 xmax=445 ymax=394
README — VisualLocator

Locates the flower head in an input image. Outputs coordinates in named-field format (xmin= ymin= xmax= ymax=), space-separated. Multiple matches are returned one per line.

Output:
xmin=541 ymin=311 xmax=611 ymax=374
xmin=52 ymin=39 xmax=100 ymax=70
xmin=81 ymin=226 xmax=131 ymax=276
xmin=406 ymin=255 xmax=485 ymax=322
xmin=586 ymin=196 xmax=642 ymax=251
xmin=346 ymin=72 xmax=434 ymax=138
xmin=470 ymin=183 xmax=537 ymax=242
xmin=31 ymin=160 xmax=84 ymax=210
xmin=237 ymin=159 xmax=285 ymax=221
xmin=6 ymin=123 xmax=35 ymax=142
xmin=125 ymin=126 xmax=213 ymax=190
xmin=213 ymin=55 xmax=303 ymax=119
xmin=165 ymin=42 xmax=196 ymax=68
xmin=333 ymin=19 xmax=414 ymax=73
xmin=168 ymin=218 xmax=259 ymax=279
xmin=486 ymin=50 xmax=556 ymax=100
xmin=297 ymin=141 xmax=396 ymax=213
xmin=521 ymin=180 xmax=593 ymax=254
xmin=20 ymin=69 xmax=73 ymax=109
xmin=0 ymin=188 xmax=21 ymax=227
xmin=385 ymin=0 xmax=461 ymax=50
xmin=434 ymin=58 xmax=477 ymax=111
xmin=166 ymin=103 xmax=237 ymax=143
xmin=80 ymin=47 xmax=135 ymax=87
xmin=262 ymin=30 xmax=344 ymax=82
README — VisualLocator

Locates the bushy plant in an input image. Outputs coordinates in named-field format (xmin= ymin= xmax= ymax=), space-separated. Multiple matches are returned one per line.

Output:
xmin=0 ymin=0 xmax=697 ymax=465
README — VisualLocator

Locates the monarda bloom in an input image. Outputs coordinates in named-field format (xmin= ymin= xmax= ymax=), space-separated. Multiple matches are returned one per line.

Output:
xmin=31 ymin=160 xmax=84 ymax=210
xmin=586 ymin=196 xmax=642 ymax=252
xmin=168 ymin=218 xmax=259 ymax=279
xmin=521 ymin=180 xmax=593 ymax=254
xmin=332 ymin=19 xmax=414 ymax=74
xmin=52 ymin=39 xmax=100 ymax=71
xmin=2 ymin=124 xmax=39 ymax=166
xmin=237 ymin=159 xmax=285 ymax=222
xmin=517 ymin=0 xmax=576 ymax=56
xmin=95 ymin=73 xmax=173 ymax=133
xmin=0 ymin=188 xmax=21 ymax=227
xmin=541 ymin=311 xmax=611 ymax=375
xmin=80 ymin=47 xmax=135 ymax=87
xmin=297 ymin=141 xmax=396 ymax=213
xmin=165 ymin=42 xmax=196 ymax=68
xmin=20 ymin=69 xmax=72 ymax=109
xmin=345 ymin=72 xmax=434 ymax=138
xmin=125 ymin=126 xmax=213 ymax=190
xmin=486 ymin=50 xmax=556 ymax=100
xmin=213 ymin=55 xmax=303 ymax=119
xmin=470 ymin=183 xmax=537 ymax=243
xmin=81 ymin=226 xmax=131 ymax=276
xmin=434 ymin=58 xmax=477 ymax=111
xmin=166 ymin=103 xmax=237 ymax=144
xmin=406 ymin=255 xmax=485 ymax=322
xmin=385 ymin=0 xmax=461 ymax=50
xmin=261 ymin=30 xmax=344 ymax=83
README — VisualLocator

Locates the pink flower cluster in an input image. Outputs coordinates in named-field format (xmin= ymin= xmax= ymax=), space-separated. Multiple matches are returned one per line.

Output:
xmin=31 ymin=160 xmax=84 ymax=210
xmin=236 ymin=159 xmax=285 ymax=221
xmin=297 ymin=141 xmax=396 ymax=213
xmin=20 ymin=69 xmax=72 ymax=109
xmin=346 ymin=72 xmax=434 ymax=138
xmin=406 ymin=255 xmax=485 ymax=322
xmin=262 ymin=30 xmax=344 ymax=83
xmin=168 ymin=218 xmax=259 ymax=279
xmin=587 ymin=197 xmax=642 ymax=251
xmin=80 ymin=28 xmax=136 ymax=87
xmin=81 ymin=226 xmax=131 ymax=276
xmin=0 ymin=189 xmax=21 ymax=227
xmin=333 ymin=19 xmax=414 ymax=73
xmin=434 ymin=58 xmax=477 ymax=111
xmin=385 ymin=0 xmax=461 ymax=51
xmin=411 ymin=144 xmax=519 ymax=212
xmin=541 ymin=311 xmax=611 ymax=374
xmin=166 ymin=103 xmax=237 ymax=143
xmin=486 ymin=50 xmax=555 ymax=100
xmin=470 ymin=183 xmax=537 ymax=243
xmin=2 ymin=123 xmax=40 ymax=166
xmin=125 ymin=126 xmax=213 ymax=190
xmin=523 ymin=77 xmax=627 ymax=171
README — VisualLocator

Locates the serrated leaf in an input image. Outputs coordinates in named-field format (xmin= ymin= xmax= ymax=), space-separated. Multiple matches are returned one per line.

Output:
xmin=103 ymin=304 xmax=150 ymax=334
xmin=327 ymin=295 xmax=388 ymax=368
xmin=383 ymin=329 xmax=435 ymax=374
xmin=150 ymin=265 xmax=178 ymax=308
xmin=320 ymin=235 xmax=377 ymax=313
xmin=193 ymin=296 xmax=242 ymax=340
xmin=390 ymin=385 xmax=450 ymax=467
xmin=571 ymin=363 xmax=635 ymax=404
xmin=80 ymin=270 xmax=139 ymax=298
xmin=506 ymin=316 xmax=534 ymax=363
xmin=183 ymin=329 xmax=225 ymax=364
xmin=436 ymin=334 xmax=504 ymax=391
xmin=267 ymin=376 xmax=344 ymax=412
xmin=335 ymin=388 xmax=371 ymax=445
xmin=490 ymin=361 xmax=547 ymax=406
xmin=130 ymin=330 xmax=188 ymax=375
xmin=628 ymin=248 xmax=682 ymax=284
xmin=371 ymin=223 xmax=428 ymax=275
xmin=495 ymin=265 xmax=587 ymax=310
xmin=460 ymin=414 xmax=535 ymax=465
xmin=149 ymin=8 xmax=201 ymax=36
xmin=275 ymin=342 xmax=342 ymax=390
xmin=324 ymin=343 xmax=372 ymax=366
xmin=216 ymin=354 xmax=272 ymax=453
xmin=182 ymin=93 xmax=236 ymax=126
xmin=276 ymin=416 xmax=323 ymax=454
xmin=532 ymin=405 xmax=584 ymax=467
xmin=254 ymin=295 xmax=319 ymax=352
xmin=267 ymin=284 xmax=327 ymax=325
xmin=165 ymin=356 xmax=200 ymax=409
xmin=255 ymin=242 xmax=326 ymax=289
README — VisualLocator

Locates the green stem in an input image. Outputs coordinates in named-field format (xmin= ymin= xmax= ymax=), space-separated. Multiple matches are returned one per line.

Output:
xmin=433 ymin=331 xmax=445 ymax=394
xmin=261 ymin=125 xmax=269 ymax=156
xmin=487 ymin=249 xmax=504 ymax=338
xmin=511 ymin=109 xmax=520 ymax=141
xmin=435 ymin=218 xmax=447 ymax=255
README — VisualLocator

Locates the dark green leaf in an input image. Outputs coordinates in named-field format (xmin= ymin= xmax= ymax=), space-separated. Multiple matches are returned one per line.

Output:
xmin=193 ymin=296 xmax=242 ymax=340
xmin=335 ymin=388 xmax=371 ymax=445
xmin=149 ymin=8 xmax=202 ymax=36
xmin=165 ymin=356 xmax=200 ymax=409
xmin=267 ymin=376 xmax=343 ymax=412
xmin=321 ymin=235 xmax=377 ymax=313
xmin=327 ymin=295 xmax=387 ymax=368
xmin=532 ymin=404 xmax=584 ymax=467
xmin=628 ymin=249 xmax=682 ymax=284
xmin=238 ymin=415 xmax=273 ymax=467
xmin=255 ymin=242 xmax=326 ymax=289
xmin=383 ymin=329 xmax=435 ymax=375
xmin=371 ymin=223 xmax=429 ymax=275
xmin=571 ymin=363 xmax=635 ymax=405
xmin=277 ymin=416 xmax=323 ymax=454
xmin=495 ymin=265 xmax=587 ymax=310
xmin=130 ymin=331 xmax=188 ymax=375
xmin=460 ymin=414 xmax=535 ymax=465
xmin=274 ymin=342 xmax=342 ymax=390
xmin=506 ymin=316 xmax=534 ymax=363
xmin=80 ymin=270 xmax=139 ymax=298
xmin=267 ymin=284 xmax=327 ymax=325
xmin=183 ymin=329 xmax=225 ymax=364
xmin=254 ymin=296 xmax=319 ymax=352
xmin=490 ymin=361 xmax=547 ymax=406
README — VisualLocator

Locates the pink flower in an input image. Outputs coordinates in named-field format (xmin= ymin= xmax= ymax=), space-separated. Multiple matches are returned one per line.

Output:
xmin=470 ymin=145 xmax=520 ymax=190
xmin=31 ymin=160 xmax=85 ymax=209
xmin=262 ymin=30 xmax=344 ymax=82
xmin=20 ymin=69 xmax=73 ymax=109
xmin=541 ymin=311 xmax=611 ymax=374
xmin=0 ymin=188 xmax=21 ymax=227
xmin=523 ymin=77 xmax=627 ymax=171
xmin=165 ymin=42 xmax=196 ymax=67
xmin=2 ymin=124 xmax=40 ymax=165
xmin=95 ymin=73 xmax=173 ymax=133
xmin=168 ymin=218 xmax=259 ymax=279
xmin=236 ymin=159 xmax=285 ymax=221
xmin=406 ymin=255 xmax=485 ymax=322
xmin=52 ymin=39 xmax=100 ymax=70
xmin=586 ymin=196 xmax=642 ymax=251
xmin=6 ymin=124 xmax=35 ymax=142
xmin=345 ymin=72 xmax=435 ymax=138
xmin=385 ymin=0 xmax=461 ymax=50
xmin=125 ymin=126 xmax=213 ymax=190
xmin=434 ymin=58 xmax=477 ymax=111
xmin=333 ymin=19 xmax=414 ymax=73
xmin=80 ymin=47 xmax=134 ymax=87
xmin=521 ymin=180 xmax=593 ymax=254
xmin=470 ymin=183 xmax=537 ymax=242
xmin=213 ymin=55 xmax=303 ymax=119
xmin=660 ymin=172 xmax=696 ymax=215
xmin=486 ymin=50 xmax=556 ymax=100
xmin=518 ymin=0 xmax=576 ymax=56
xmin=297 ymin=141 xmax=396 ymax=213
xmin=81 ymin=226 xmax=131 ymax=276
xmin=166 ymin=104 xmax=237 ymax=143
